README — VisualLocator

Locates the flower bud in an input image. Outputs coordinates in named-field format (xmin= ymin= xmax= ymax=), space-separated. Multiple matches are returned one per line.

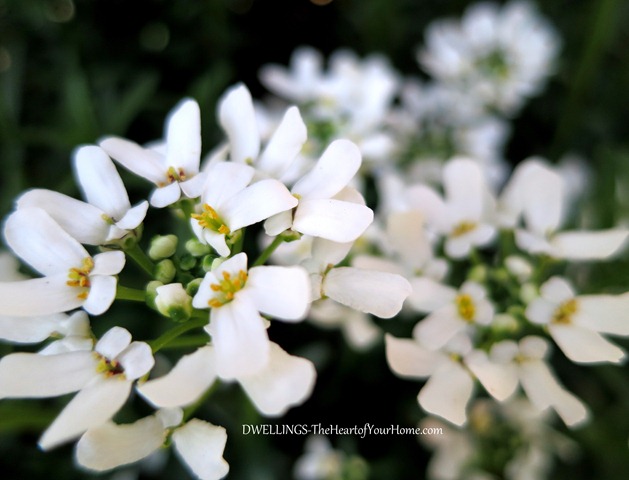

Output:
xmin=155 ymin=259 xmax=176 ymax=284
xmin=155 ymin=283 xmax=193 ymax=322
xmin=185 ymin=238 xmax=210 ymax=257
xmin=146 ymin=280 xmax=164 ymax=310
xmin=149 ymin=234 xmax=178 ymax=260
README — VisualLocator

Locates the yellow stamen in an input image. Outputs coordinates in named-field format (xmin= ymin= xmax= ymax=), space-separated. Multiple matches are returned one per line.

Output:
xmin=451 ymin=221 xmax=477 ymax=237
xmin=208 ymin=269 xmax=248 ymax=308
xmin=158 ymin=166 xmax=187 ymax=187
xmin=191 ymin=203 xmax=231 ymax=235
xmin=94 ymin=353 xmax=126 ymax=379
xmin=552 ymin=299 xmax=578 ymax=324
xmin=456 ymin=293 xmax=476 ymax=322
xmin=67 ymin=257 xmax=94 ymax=298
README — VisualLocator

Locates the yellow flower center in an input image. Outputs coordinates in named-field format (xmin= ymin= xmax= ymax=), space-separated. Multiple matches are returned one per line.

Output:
xmin=456 ymin=293 xmax=476 ymax=322
xmin=191 ymin=203 xmax=231 ymax=235
xmin=67 ymin=257 xmax=94 ymax=299
xmin=208 ymin=270 xmax=248 ymax=308
xmin=94 ymin=354 xmax=125 ymax=379
xmin=451 ymin=221 xmax=477 ymax=237
xmin=158 ymin=166 xmax=186 ymax=187
xmin=552 ymin=299 xmax=578 ymax=324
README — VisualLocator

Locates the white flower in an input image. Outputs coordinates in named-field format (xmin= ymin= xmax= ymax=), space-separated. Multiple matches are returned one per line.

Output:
xmin=525 ymin=277 xmax=629 ymax=364
xmin=76 ymin=408 xmax=229 ymax=480
xmin=217 ymin=83 xmax=308 ymax=182
xmin=498 ymin=159 xmax=629 ymax=259
xmin=0 ymin=309 xmax=90 ymax=346
xmin=305 ymin=238 xmax=412 ymax=319
xmin=293 ymin=436 xmax=345 ymax=480
xmin=418 ymin=0 xmax=560 ymax=115
xmin=0 ymin=326 xmax=154 ymax=449
xmin=385 ymin=333 xmax=475 ymax=426
xmin=409 ymin=278 xmax=494 ymax=350
xmin=17 ymin=146 xmax=148 ymax=245
xmin=100 ymin=98 xmax=205 ymax=208
xmin=264 ymin=140 xmax=374 ymax=243
xmin=138 ymin=342 xmax=315 ymax=417
xmin=154 ymin=283 xmax=193 ymax=321
xmin=408 ymin=157 xmax=497 ymax=258
xmin=191 ymin=252 xmax=310 ymax=378
xmin=190 ymin=162 xmax=297 ymax=257
xmin=466 ymin=336 xmax=589 ymax=427
xmin=0 ymin=208 xmax=125 ymax=316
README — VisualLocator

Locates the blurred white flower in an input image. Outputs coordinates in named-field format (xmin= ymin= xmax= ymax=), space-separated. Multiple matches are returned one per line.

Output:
xmin=77 ymin=408 xmax=229 ymax=480
xmin=525 ymin=277 xmax=629 ymax=364
xmin=0 ymin=208 xmax=125 ymax=316
xmin=17 ymin=146 xmax=148 ymax=245
xmin=498 ymin=158 xmax=629 ymax=259
xmin=192 ymin=252 xmax=310 ymax=378
xmin=407 ymin=157 xmax=497 ymax=258
xmin=419 ymin=0 xmax=560 ymax=115
xmin=100 ymin=98 xmax=205 ymax=208
xmin=0 ymin=326 xmax=154 ymax=449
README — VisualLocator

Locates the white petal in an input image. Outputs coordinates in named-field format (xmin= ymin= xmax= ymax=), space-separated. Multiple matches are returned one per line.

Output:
xmin=257 ymin=106 xmax=307 ymax=178
xmin=238 ymin=343 xmax=316 ymax=416
xmin=0 ymin=275 xmax=84 ymax=317
xmin=292 ymin=139 xmax=361 ymax=200
xmin=218 ymin=83 xmax=260 ymax=164
xmin=208 ymin=296 xmax=270 ymax=379
xmin=465 ymin=350 xmax=518 ymax=401
xmin=576 ymin=294 xmax=629 ymax=335
xmin=17 ymin=189 xmax=110 ymax=245
xmin=222 ymin=179 xmax=298 ymax=231
xmin=412 ymin=307 xmax=467 ymax=350
xmin=0 ymin=312 xmax=68 ymax=343
xmin=95 ymin=326 xmax=132 ymax=360
xmin=203 ymin=229 xmax=231 ymax=258
xmin=73 ymin=145 xmax=132 ymax=220
xmin=525 ymin=298 xmax=556 ymax=326
xmin=549 ymin=324 xmax=625 ymax=364
xmin=443 ymin=158 xmax=485 ymax=221
xmin=311 ymin=238 xmax=353 ymax=269
xmin=407 ymin=277 xmax=456 ymax=313
xmin=293 ymin=198 xmax=373 ymax=242
xmin=323 ymin=267 xmax=411 ymax=318
xmin=387 ymin=210 xmax=431 ymax=268
xmin=406 ymin=185 xmax=448 ymax=232
xmin=166 ymin=98 xmax=201 ymax=174
xmin=201 ymin=161 xmax=254 ymax=207
xmin=551 ymin=230 xmax=629 ymax=260
xmin=263 ymin=211 xmax=293 ymax=236
xmin=519 ymin=360 xmax=588 ymax=427
xmin=39 ymin=377 xmax=132 ymax=450
xmin=76 ymin=416 xmax=164 ymax=472
xmin=138 ymin=346 xmax=216 ymax=408
xmin=150 ymin=182 xmax=182 ymax=208
xmin=4 ymin=208 xmax=88 ymax=275
xmin=83 ymin=275 xmax=118 ymax=316
xmin=117 ymin=341 xmax=154 ymax=380
xmin=99 ymin=136 xmax=166 ymax=184
xmin=115 ymin=200 xmax=149 ymax=230
xmin=418 ymin=361 xmax=473 ymax=426
xmin=92 ymin=251 xmax=126 ymax=275
xmin=172 ymin=420 xmax=229 ymax=480
xmin=246 ymin=265 xmax=310 ymax=320
xmin=0 ymin=351 xmax=96 ymax=398
xmin=384 ymin=334 xmax=441 ymax=378
xmin=180 ymin=173 xmax=207 ymax=199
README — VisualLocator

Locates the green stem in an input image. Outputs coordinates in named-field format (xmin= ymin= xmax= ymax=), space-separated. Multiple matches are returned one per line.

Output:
xmin=149 ymin=316 xmax=208 ymax=353
xmin=116 ymin=285 xmax=147 ymax=302
xmin=183 ymin=382 xmax=219 ymax=422
xmin=157 ymin=334 xmax=211 ymax=350
xmin=252 ymin=236 xmax=284 ymax=267
xmin=125 ymin=243 xmax=155 ymax=276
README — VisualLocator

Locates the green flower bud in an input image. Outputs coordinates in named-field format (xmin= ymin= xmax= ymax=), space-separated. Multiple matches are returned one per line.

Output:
xmin=155 ymin=283 xmax=193 ymax=322
xmin=186 ymin=277 xmax=203 ymax=297
xmin=149 ymin=234 xmax=178 ymax=260
xmin=155 ymin=259 xmax=176 ymax=283
xmin=185 ymin=238 xmax=210 ymax=257
xmin=179 ymin=254 xmax=197 ymax=271
xmin=145 ymin=280 xmax=164 ymax=310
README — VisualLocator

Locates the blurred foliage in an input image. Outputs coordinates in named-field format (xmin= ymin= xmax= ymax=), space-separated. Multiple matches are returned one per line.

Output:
xmin=1 ymin=0 xmax=629 ymax=479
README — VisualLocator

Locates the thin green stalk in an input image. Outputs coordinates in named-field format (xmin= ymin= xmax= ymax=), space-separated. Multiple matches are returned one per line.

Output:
xmin=252 ymin=236 xmax=284 ymax=267
xmin=116 ymin=285 xmax=147 ymax=302
xmin=183 ymin=382 xmax=219 ymax=421
xmin=125 ymin=243 xmax=155 ymax=276
xmin=149 ymin=317 xmax=208 ymax=353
